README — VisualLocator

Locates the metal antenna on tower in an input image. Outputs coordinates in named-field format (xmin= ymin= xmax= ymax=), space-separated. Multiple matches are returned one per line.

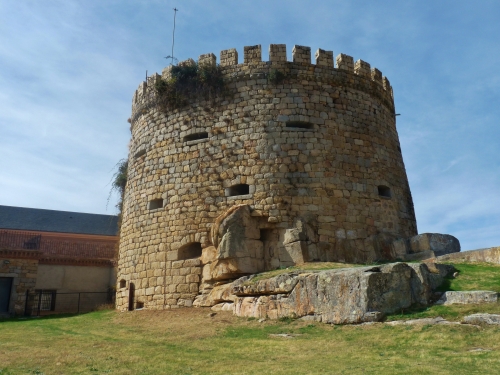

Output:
xmin=165 ymin=7 xmax=179 ymax=65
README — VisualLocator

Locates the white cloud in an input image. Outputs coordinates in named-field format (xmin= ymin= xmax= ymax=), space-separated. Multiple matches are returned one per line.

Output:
xmin=0 ymin=0 xmax=499 ymax=249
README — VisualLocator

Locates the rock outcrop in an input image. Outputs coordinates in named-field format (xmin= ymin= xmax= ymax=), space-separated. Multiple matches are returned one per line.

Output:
xmin=435 ymin=291 xmax=498 ymax=305
xmin=206 ymin=205 xmax=265 ymax=281
xmin=463 ymin=313 xmax=500 ymax=325
xmin=409 ymin=233 xmax=460 ymax=257
xmin=228 ymin=262 xmax=454 ymax=324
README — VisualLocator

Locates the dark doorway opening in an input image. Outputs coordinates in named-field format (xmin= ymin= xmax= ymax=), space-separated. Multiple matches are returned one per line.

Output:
xmin=178 ymin=242 xmax=202 ymax=260
xmin=0 ymin=277 xmax=13 ymax=313
xmin=128 ymin=283 xmax=135 ymax=311
xmin=228 ymin=184 xmax=250 ymax=197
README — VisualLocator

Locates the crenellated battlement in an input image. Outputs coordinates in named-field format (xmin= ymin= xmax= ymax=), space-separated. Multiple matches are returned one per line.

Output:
xmin=131 ymin=44 xmax=394 ymax=122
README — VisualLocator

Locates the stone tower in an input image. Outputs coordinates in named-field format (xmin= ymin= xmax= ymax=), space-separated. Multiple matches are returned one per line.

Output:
xmin=116 ymin=44 xmax=417 ymax=311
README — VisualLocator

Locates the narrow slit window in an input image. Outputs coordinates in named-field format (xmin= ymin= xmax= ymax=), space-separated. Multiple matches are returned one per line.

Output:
xmin=228 ymin=184 xmax=249 ymax=197
xmin=134 ymin=149 xmax=146 ymax=158
xmin=285 ymin=121 xmax=314 ymax=130
xmin=148 ymin=199 xmax=164 ymax=210
xmin=378 ymin=185 xmax=391 ymax=198
xmin=178 ymin=242 xmax=202 ymax=260
xmin=183 ymin=132 xmax=208 ymax=142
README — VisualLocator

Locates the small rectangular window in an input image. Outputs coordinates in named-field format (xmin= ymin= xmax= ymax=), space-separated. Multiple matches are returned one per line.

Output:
xmin=34 ymin=290 xmax=56 ymax=311
xmin=183 ymin=132 xmax=208 ymax=142
xmin=285 ymin=122 xmax=314 ymax=130
xmin=378 ymin=186 xmax=391 ymax=198
xmin=148 ymin=199 xmax=164 ymax=210
xmin=134 ymin=149 xmax=146 ymax=158
xmin=227 ymin=184 xmax=250 ymax=197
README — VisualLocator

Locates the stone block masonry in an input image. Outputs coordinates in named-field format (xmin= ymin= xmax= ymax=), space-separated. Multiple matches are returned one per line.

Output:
xmin=117 ymin=43 xmax=417 ymax=312
xmin=0 ymin=254 xmax=38 ymax=315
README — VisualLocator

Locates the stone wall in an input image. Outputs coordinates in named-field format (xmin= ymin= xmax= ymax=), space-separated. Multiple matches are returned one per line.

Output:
xmin=0 ymin=253 xmax=38 ymax=315
xmin=117 ymin=44 xmax=417 ymax=312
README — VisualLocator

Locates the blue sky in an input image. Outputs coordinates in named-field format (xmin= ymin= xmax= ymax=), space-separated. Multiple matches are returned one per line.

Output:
xmin=0 ymin=0 xmax=498 ymax=251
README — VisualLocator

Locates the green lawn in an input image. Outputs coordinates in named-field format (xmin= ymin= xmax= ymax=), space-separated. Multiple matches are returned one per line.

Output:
xmin=0 ymin=262 xmax=499 ymax=374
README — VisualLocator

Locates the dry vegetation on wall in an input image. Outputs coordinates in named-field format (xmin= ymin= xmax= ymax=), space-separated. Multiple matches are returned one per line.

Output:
xmin=153 ymin=63 xmax=227 ymax=113
xmin=109 ymin=158 xmax=128 ymax=221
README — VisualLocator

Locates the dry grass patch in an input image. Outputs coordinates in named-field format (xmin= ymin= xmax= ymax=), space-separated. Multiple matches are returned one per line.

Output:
xmin=2 ymin=308 xmax=500 ymax=374
xmin=2 ymin=262 xmax=500 ymax=374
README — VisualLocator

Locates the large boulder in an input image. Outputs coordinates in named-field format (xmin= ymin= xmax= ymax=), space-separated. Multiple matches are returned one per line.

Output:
xmin=231 ymin=262 xmax=454 ymax=324
xmin=193 ymin=282 xmax=235 ymax=307
xmin=410 ymin=233 xmax=460 ymax=256
xmin=206 ymin=205 xmax=265 ymax=281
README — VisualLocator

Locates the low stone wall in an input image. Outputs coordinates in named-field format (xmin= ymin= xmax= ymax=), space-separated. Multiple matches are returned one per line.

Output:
xmin=437 ymin=246 xmax=500 ymax=264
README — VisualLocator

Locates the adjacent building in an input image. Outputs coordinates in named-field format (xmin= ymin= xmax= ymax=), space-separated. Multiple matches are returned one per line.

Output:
xmin=0 ymin=205 xmax=118 ymax=316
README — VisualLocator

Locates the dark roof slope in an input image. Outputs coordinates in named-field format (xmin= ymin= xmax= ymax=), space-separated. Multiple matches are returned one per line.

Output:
xmin=0 ymin=205 xmax=119 ymax=236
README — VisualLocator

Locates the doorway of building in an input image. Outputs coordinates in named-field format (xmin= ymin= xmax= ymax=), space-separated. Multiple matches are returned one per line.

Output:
xmin=0 ymin=277 xmax=13 ymax=313
xmin=128 ymin=283 xmax=135 ymax=311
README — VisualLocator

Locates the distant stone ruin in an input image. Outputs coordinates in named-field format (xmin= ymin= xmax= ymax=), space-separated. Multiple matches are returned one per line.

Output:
xmin=116 ymin=44 xmax=459 ymax=313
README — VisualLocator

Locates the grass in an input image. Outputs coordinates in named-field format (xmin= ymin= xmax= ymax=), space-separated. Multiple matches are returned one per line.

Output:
xmin=438 ymin=262 xmax=500 ymax=293
xmin=2 ymin=308 xmax=500 ymax=374
xmin=245 ymin=262 xmax=362 ymax=283
xmin=387 ymin=262 xmax=500 ymax=321
xmin=2 ymin=262 xmax=500 ymax=374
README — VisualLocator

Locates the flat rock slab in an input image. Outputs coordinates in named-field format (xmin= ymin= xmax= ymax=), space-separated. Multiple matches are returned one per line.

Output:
xmin=386 ymin=317 xmax=460 ymax=326
xmin=463 ymin=313 xmax=500 ymax=325
xmin=231 ymin=262 xmax=454 ymax=324
xmin=436 ymin=291 xmax=498 ymax=305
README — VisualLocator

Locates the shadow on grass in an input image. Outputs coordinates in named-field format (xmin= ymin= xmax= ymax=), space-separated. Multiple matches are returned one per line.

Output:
xmin=0 ymin=309 xmax=113 ymax=324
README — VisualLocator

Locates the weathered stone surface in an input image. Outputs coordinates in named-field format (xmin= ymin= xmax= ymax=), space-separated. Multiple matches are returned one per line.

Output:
xmin=211 ymin=302 xmax=234 ymax=312
xmin=403 ymin=250 xmax=435 ymax=262
xmin=201 ymin=246 xmax=217 ymax=265
xmin=232 ymin=262 xmax=451 ymax=324
xmin=204 ymin=205 xmax=266 ymax=281
xmin=194 ymin=282 xmax=235 ymax=307
xmin=410 ymin=233 xmax=460 ymax=256
xmin=438 ymin=246 xmax=500 ymax=264
xmin=387 ymin=317 xmax=460 ymax=326
xmin=232 ymin=272 xmax=300 ymax=296
xmin=283 ymin=241 xmax=308 ymax=264
xmin=463 ymin=313 xmax=500 ymax=325
xmin=435 ymin=291 xmax=498 ymax=305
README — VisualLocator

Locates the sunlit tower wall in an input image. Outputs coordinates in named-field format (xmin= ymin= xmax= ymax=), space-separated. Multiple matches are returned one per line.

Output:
xmin=116 ymin=44 xmax=417 ymax=311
